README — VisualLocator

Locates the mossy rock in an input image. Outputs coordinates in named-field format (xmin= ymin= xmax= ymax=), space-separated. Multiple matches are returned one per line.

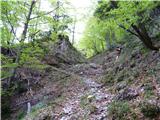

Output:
xmin=114 ymin=88 xmax=139 ymax=101
xmin=115 ymin=81 xmax=127 ymax=91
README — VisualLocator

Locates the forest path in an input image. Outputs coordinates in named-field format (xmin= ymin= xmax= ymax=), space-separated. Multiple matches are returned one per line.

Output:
xmin=54 ymin=63 xmax=114 ymax=120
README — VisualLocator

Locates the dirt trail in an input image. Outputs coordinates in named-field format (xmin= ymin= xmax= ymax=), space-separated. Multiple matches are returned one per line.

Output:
xmin=54 ymin=63 xmax=114 ymax=120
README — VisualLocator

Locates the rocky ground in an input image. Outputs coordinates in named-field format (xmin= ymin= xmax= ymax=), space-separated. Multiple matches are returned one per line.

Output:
xmin=22 ymin=63 xmax=115 ymax=120
xmin=53 ymin=63 xmax=114 ymax=120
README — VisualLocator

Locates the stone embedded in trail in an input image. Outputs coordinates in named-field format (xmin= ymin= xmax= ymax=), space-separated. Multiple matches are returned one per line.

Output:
xmin=115 ymin=81 xmax=127 ymax=91
xmin=89 ymin=63 xmax=99 ymax=69
xmin=114 ymin=88 xmax=139 ymax=101
xmin=63 ymin=105 xmax=73 ymax=114
xmin=84 ymin=78 xmax=102 ymax=88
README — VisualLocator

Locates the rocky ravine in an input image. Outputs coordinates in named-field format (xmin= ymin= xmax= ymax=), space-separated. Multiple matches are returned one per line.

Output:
xmin=24 ymin=63 xmax=114 ymax=120
xmin=7 ymin=37 xmax=160 ymax=120
xmin=55 ymin=63 xmax=114 ymax=120
xmin=8 ymin=37 xmax=115 ymax=120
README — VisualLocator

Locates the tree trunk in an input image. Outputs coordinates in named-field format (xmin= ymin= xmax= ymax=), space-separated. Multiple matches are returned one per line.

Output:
xmin=72 ymin=19 xmax=76 ymax=45
xmin=8 ymin=0 xmax=36 ymax=86
xmin=110 ymin=0 xmax=159 ymax=51
xmin=21 ymin=0 xmax=36 ymax=41
xmin=101 ymin=39 xmax=105 ymax=51
xmin=132 ymin=24 xmax=159 ymax=50
xmin=106 ymin=33 xmax=111 ymax=50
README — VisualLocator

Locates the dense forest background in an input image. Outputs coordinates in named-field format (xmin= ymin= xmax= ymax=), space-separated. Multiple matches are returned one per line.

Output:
xmin=1 ymin=0 xmax=160 ymax=120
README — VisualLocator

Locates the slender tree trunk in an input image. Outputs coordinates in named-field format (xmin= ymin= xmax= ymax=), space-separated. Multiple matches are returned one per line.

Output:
xmin=72 ymin=19 xmax=76 ymax=45
xmin=54 ymin=0 xmax=60 ymax=33
xmin=92 ymin=39 xmax=99 ymax=54
xmin=8 ymin=0 xmax=36 ymax=86
xmin=21 ymin=0 xmax=36 ymax=41
xmin=106 ymin=32 xmax=111 ymax=50
xmin=101 ymin=40 xmax=105 ymax=51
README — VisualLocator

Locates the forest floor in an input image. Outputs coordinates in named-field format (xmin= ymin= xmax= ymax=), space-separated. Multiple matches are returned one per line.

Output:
xmin=53 ymin=63 xmax=114 ymax=120
xmin=21 ymin=62 xmax=115 ymax=120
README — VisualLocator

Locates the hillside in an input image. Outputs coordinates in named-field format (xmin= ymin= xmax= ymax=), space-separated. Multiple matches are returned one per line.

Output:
xmin=2 ymin=37 xmax=160 ymax=120
xmin=1 ymin=1 xmax=160 ymax=120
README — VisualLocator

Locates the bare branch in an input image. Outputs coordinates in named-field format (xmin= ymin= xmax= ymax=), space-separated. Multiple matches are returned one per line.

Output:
xmin=5 ymin=11 xmax=16 ymax=36
xmin=28 ymin=22 xmax=49 ymax=26
xmin=4 ymin=9 xmax=19 ymax=42
xmin=30 ymin=6 xmax=60 ymax=20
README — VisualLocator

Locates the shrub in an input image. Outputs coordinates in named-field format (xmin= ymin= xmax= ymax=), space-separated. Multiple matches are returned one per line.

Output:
xmin=102 ymin=68 xmax=116 ymax=86
xmin=17 ymin=111 xmax=26 ymax=120
xmin=140 ymin=101 xmax=160 ymax=118
xmin=143 ymin=83 xmax=154 ymax=99
xmin=108 ymin=101 xmax=133 ymax=120
xmin=1 ymin=86 xmax=15 ymax=119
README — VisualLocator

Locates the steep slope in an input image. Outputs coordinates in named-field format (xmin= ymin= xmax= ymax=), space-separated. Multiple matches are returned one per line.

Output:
xmin=90 ymin=48 xmax=160 ymax=119
xmin=3 ymin=37 xmax=160 ymax=120
xmin=23 ymin=48 xmax=160 ymax=120
xmin=2 ymin=36 xmax=87 ymax=120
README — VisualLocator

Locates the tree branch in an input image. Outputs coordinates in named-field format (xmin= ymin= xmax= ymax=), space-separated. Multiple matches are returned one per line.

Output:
xmin=4 ymin=9 xmax=20 ymax=44
xmin=118 ymin=24 xmax=139 ymax=37
xmin=30 ymin=6 xmax=60 ymax=20
xmin=5 ymin=10 xmax=16 ymax=37
xmin=7 ymin=0 xmax=36 ymax=87
xmin=29 ymin=30 xmax=40 ymax=38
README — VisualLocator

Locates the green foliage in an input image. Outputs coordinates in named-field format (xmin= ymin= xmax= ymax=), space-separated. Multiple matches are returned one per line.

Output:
xmin=17 ymin=111 xmax=26 ymax=120
xmin=95 ymin=1 xmax=159 ymax=28
xmin=1 ymin=54 xmax=17 ymax=79
xmin=140 ymin=101 xmax=160 ymax=118
xmin=80 ymin=94 xmax=89 ymax=109
xmin=0 ymin=1 xmax=74 ymax=118
xmin=143 ymin=83 xmax=154 ymax=99
xmin=19 ymin=44 xmax=44 ymax=67
xmin=103 ymin=70 xmax=115 ymax=85
xmin=79 ymin=16 xmax=126 ymax=57
xmin=108 ymin=101 xmax=136 ymax=120
xmin=81 ymin=1 xmax=160 ymax=57
xmin=79 ymin=17 xmax=106 ymax=57
xmin=103 ymin=67 xmax=134 ymax=86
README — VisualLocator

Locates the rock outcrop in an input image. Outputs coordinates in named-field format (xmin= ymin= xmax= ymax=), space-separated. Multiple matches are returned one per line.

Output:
xmin=43 ymin=35 xmax=86 ymax=67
